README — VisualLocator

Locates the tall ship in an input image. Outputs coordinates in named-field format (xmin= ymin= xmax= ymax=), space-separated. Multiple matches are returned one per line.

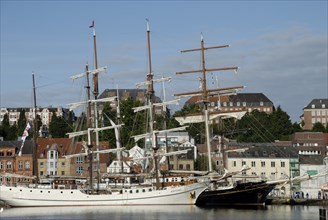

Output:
xmin=0 ymin=20 xmax=209 ymax=207
xmin=172 ymin=34 xmax=279 ymax=206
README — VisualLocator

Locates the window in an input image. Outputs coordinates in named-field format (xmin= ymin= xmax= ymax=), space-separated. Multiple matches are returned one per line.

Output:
xmin=76 ymin=166 xmax=83 ymax=174
xmin=76 ymin=156 xmax=83 ymax=164
xmin=0 ymin=161 xmax=3 ymax=170
xmin=179 ymin=164 xmax=183 ymax=170
xmin=260 ymin=101 xmax=264 ymax=106
xmin=61 ymin=162 xmax=65 ymax=166
xmin=25 ymin=161 xmax=30 ymax=169
xmin=186 ymin=164 xmax=191 ymax=170
xmin=0 ymin=151 xmax=4 ymax=156
xmin=261 ymin=161 xmax=265 ymax=167
xmin=271 ymin=161 xmax=275 ymax=167
xmin=242 ymin=161 xmax=246 ymax=166
xmin=18 ymin=161 xmax=23 ymax=170
xmin=40 ymin=162 xmax=44 ymax=168
xmin=242 ymin=102 xmax=246 ymax=107
xmin=7 ymin=151 xmax=12 ymax=156
xmin=281 ymin=161 xmax=285 ymax=167
xmin=61 ymin=171 xmax=65 ymax=175
xmin=251 ymin=161 xmax=256 ymax=167
xmin=232 ymin=161 xmax=236 ymax=167
xmin=6 ymin=161 xmax=12 ymax=170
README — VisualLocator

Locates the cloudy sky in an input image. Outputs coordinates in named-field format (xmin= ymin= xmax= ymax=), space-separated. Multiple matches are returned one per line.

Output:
xmin=1 ymin=1 xmax=327 ymax=123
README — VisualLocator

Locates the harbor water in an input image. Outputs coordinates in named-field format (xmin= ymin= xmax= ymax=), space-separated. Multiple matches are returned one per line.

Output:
xmin=0 ymin=205 xmax=322 ymax=220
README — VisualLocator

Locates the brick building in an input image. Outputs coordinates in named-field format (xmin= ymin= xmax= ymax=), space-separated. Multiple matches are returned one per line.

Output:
xmin=301 ymin=99 xmax=328 ymax=130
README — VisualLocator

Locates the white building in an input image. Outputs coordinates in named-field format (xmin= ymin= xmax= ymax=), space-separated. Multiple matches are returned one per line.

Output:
xmin=226 ymin=144 xmax=299 ymax=197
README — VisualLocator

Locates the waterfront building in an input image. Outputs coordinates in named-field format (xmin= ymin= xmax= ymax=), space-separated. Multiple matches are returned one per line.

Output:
xmin=0 ymin=140 xmax=34 ymax=184
xmin=225 ymin=143 xmax=299 ymax=197
xmin=292 ymin=132 xmax=328 ymax=165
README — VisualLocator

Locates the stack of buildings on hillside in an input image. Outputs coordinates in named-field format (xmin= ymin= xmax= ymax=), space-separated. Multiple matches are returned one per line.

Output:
xmin=1 ymin=91 xmax=328 ymax=198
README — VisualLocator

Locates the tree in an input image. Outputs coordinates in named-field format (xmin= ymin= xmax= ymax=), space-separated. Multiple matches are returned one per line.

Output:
xmin=235 ymin=110 xmax=272 ymax=142
xmin=7 ymin=122 xmax=18 ymax=140
xmin=292 ymin=122 xmax=303 ymax=133
xmin=0 ymin=114 xmax=10 ymax=140
xmin=49 ymin=111 xmax=73 ymax=138
xmin=17 ymin=109 xmax=27 ymax=136
xmin=268 ymin=106 xmax=293 ymax=141
xmin=312 ymin=122 xmax=326 ymax=132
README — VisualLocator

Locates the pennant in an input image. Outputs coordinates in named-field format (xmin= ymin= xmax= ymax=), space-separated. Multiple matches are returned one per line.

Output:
xmin=89 ymin=20 xmax=94 ymax=28
xmin=18 ymin=122 xmax=31 ymax=156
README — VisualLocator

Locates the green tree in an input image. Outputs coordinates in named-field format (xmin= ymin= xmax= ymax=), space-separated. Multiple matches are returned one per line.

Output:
xmin=7 ymin=122 xmax=18 ymax=140
xmin=312 ymin=122 xmax=326 ymax=132
xmin=0 ymin=114 xmax=10 ymax=140
xmin=49 ymin=111 xmax=73 ymax=138
xmin=120 ymin=97 xmax=146 ymax=149
xmin=268 ymin=106 xmax=293 ymax=141
xmin=99 ymin=102 xmax=117 ymax=148
xmin=235 ymin=110 xmax=272 ymax=142
xmin=292 ymin=122 xmax=303 ymax=133
xmin=17 ymin=109 xmax=27 ymax=136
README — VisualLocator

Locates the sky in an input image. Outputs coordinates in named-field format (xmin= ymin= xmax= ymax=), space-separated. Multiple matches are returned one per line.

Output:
xmin=1 ymin=0 xmax=327 ymax=123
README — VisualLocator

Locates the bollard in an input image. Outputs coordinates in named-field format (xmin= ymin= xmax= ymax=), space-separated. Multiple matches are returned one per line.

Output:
xmin=319 ymin=208 xmax=327 ymax=220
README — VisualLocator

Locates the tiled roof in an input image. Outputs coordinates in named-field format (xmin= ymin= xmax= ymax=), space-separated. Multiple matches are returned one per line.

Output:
xmin=304 ymin=99 xmax=328 ymax=109
xmin=0 ymin=140 xmax=34 ymax=154
xmin=186 ymin=93 xmax=273 ymax=106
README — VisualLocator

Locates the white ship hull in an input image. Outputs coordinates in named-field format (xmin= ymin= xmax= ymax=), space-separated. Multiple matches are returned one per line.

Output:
xmin=0 ymin=182 xmax=208 ymax=207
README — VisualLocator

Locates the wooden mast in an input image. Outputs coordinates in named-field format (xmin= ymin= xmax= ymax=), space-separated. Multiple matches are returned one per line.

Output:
xmin=90 ymin=20 xmax=101 ymax=190
xmin=145 ymin=19 xmax=160 ymax=189
xmin=175 ymin=34 xmax=239 ymax=173
xmin=32 ymin=72 xmax=38 ymax=181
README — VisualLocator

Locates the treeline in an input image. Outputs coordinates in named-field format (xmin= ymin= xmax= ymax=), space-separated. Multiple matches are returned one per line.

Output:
xmin=1 ymin=101 xmax=328 ymax=147
xmin=172 ymin=104 xmax=328 ymax=144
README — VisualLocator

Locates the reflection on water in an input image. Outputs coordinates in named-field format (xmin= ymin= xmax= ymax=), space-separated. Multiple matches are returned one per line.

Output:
xmin=0 ymin=205 xmax=321 ymax=220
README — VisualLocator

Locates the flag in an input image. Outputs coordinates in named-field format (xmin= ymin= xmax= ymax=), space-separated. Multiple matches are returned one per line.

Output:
xmin=89 ymin=20 xmax=94 ymax=28
xmin=18 ymin=122 xmax=31 ymax=156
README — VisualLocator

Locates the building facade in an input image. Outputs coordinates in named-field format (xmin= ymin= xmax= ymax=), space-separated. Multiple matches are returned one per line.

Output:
xmin=0 ymin=140 xmax=34 ymax=185
xmin=226 ymin=144 xmax=299 ymax=197
xmin=301 ymin=99 xmax=328 ymax=130
xmin=185 ymin=93 xmax=274 ymax=114
xmin=291 ymin=132 xmax=328 ymax=165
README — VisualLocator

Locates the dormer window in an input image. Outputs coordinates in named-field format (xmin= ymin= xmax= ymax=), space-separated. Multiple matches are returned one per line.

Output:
xmin=260 ymin=101 xmax=264 ymax=106
xmin=323 ymin=104 xmax=326 ymax=108
xmin=312 ymin=104 xmax=315 ymax=108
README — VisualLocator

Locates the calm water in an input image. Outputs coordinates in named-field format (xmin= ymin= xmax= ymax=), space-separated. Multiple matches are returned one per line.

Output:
xmin=0 ymin=205 xmax=322 ymax=220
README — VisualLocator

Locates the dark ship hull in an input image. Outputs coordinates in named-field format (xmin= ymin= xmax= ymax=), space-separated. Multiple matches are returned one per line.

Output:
xmin=196 ymin=181 xmax=277 ymax=206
